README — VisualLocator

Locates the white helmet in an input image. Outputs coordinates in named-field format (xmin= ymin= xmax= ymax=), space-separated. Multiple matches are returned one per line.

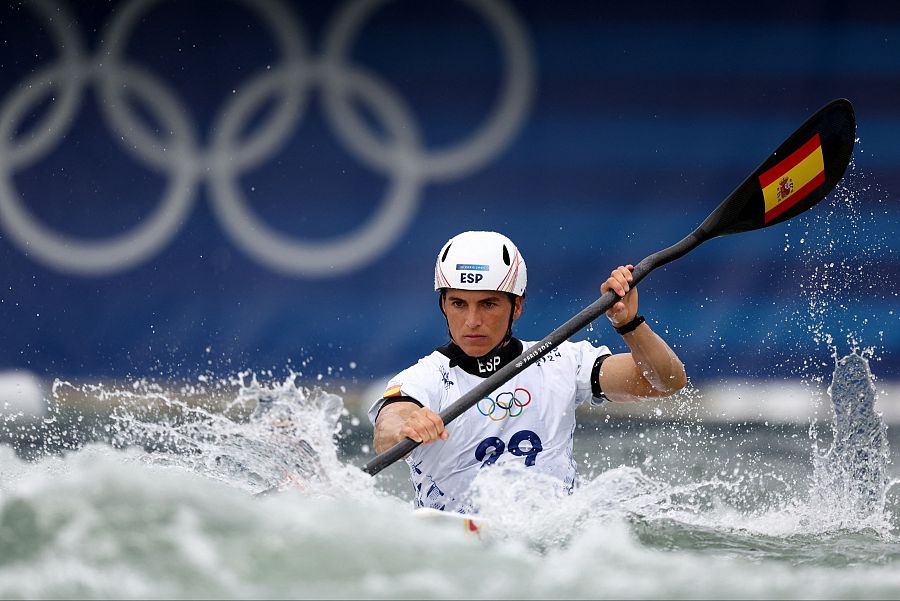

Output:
xmin=434 ymin=231 xmax=527 ymax=296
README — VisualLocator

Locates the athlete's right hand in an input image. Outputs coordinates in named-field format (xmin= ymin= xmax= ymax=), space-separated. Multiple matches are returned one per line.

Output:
xmin=373 ymin=401 xmax=449 ymax=454
xmin=400 ymin=407 xmax=448 ymax=444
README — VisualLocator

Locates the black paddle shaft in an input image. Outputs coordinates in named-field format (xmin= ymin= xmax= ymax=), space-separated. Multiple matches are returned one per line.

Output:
xmin=362 ymin=98 xmax=856 ymax=477
xmin=362 ymin=230 xmax=705 ymax=475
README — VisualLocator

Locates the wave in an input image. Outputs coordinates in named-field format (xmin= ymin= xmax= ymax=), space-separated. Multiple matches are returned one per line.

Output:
xmin=0 ymin=354 xmax=897 ymax=598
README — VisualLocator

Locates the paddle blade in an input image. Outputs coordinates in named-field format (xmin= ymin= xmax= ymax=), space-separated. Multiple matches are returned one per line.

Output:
xmin=698 ymin=98 xmax=856 ymax=238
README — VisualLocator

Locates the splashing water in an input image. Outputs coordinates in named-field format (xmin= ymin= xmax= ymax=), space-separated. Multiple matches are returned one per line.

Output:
xmin=468 ymin=352 xmax=893 ymax=548
xmin=812 ymin=352 xmax=890 ymax=524
xmin=775 ymin=156 xmax=897 ymax=388
xmin=0 ymin=354 xmax=898 ymax=598
xmin=41 ymin=372 xmax=375 ymax=500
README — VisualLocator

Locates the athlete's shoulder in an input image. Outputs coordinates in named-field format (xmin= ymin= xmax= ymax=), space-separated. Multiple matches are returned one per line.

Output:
xmin=563 ymin=339 xmax=612 ymax=352
xmin=416 ymin=349 xmax=451 ymax=370
xmin=392 ymin=349 xmax=451 ymax=384
xmin=521 ymin=339 xmax=609 ymax=354
xmin=521 ymin=339 xmax=611 ymax=371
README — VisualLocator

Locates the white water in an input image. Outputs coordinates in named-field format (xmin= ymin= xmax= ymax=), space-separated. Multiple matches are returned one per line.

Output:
xmin=0 ymin=353 xmax=897 ymax=599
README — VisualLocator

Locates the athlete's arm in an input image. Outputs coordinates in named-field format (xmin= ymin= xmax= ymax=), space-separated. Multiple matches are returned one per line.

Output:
xmin=596 ymin=265 xmax=687 ymax=402
xmin=373 ymin=401 xmax=448 ymax=454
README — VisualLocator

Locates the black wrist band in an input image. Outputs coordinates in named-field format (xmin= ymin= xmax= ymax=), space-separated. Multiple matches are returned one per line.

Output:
xmin=615 ymin=315 xmax=645 ymax=335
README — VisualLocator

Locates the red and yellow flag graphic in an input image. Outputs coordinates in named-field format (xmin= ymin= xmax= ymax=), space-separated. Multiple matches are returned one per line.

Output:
xmin=758 ymin=134 xmax=825 ymax=224
xmin=383 ymin=384 xmax=402 ymax=398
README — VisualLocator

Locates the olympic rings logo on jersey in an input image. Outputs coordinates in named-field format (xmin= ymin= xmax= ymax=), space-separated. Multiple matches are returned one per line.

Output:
xmin=0 ymin=0 xmax=535 ymax=277
xmin=477 ymin=387 xmax=532 ymax=421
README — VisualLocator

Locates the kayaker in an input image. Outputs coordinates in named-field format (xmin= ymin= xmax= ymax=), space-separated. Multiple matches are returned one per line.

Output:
xmin=368 ymin=231 xmax=686 ymax=512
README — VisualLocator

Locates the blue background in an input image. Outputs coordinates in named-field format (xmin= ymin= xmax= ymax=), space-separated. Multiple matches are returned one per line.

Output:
xmin=0 ymin=0 xmax=897 ymax=387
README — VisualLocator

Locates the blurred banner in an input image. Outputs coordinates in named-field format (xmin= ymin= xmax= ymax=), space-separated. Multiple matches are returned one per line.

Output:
xmin=0 ymin=0 xmax=897 ymax=385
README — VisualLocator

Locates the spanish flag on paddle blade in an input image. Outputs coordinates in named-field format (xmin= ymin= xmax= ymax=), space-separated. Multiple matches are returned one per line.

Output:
xmin=758 ymin=133 xmax=826 ymax=224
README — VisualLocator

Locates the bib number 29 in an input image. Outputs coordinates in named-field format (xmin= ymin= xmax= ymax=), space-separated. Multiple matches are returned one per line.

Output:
xmin=475 ymin=430 xmax=543 ymax=468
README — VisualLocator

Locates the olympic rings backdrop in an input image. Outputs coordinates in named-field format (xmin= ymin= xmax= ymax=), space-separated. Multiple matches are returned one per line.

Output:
xmin=0 ymin=0 xmax=897 ymax=385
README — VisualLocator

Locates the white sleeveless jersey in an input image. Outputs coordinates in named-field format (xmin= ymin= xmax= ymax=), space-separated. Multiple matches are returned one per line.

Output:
xmin=368 ymin=340 xmax=610 ymax=513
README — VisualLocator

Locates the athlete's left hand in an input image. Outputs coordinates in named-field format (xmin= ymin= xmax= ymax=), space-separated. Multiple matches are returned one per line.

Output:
xmin=600 ymin=265 xmax=637 ymax=327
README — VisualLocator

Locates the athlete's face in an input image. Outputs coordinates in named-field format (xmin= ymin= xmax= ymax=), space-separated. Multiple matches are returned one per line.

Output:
xmin=442 ymin=289 xmax=522 ymax=357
